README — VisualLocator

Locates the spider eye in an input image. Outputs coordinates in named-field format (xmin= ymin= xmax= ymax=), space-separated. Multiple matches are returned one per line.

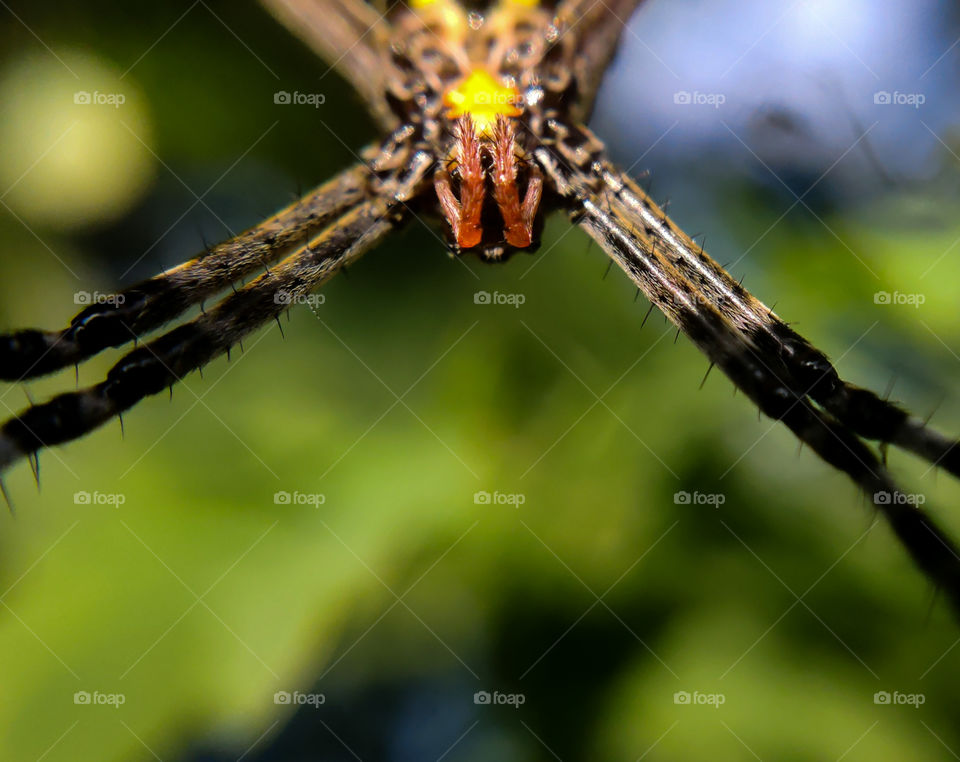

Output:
xmin=524 ymin=86 xmax=544 ymax=107
xmin=420 ymin=46 xmax=441 ymax=63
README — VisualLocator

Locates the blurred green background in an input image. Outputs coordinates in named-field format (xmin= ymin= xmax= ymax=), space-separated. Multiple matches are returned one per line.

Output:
xmin=2 ymin=1 xmax=960 ymax=760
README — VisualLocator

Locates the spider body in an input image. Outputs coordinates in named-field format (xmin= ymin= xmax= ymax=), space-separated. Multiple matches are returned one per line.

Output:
xmin=3 ymin=0 xmax=960 ymax=614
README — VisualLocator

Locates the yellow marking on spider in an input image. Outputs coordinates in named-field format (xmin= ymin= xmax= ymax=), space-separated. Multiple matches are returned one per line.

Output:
xmin=411 ymin=0 xmax=468 ymax=40
xmin=443 ymin=68 xmax=522 ymax=135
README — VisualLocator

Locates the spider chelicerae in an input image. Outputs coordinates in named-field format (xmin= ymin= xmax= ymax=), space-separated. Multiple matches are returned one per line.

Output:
xmin=2 ymin=0 xmax=960 ymax=614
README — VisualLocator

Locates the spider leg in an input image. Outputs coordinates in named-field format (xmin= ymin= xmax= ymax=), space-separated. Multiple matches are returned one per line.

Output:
xmin=601 ymin=169 xmax=960 ymax=479
xmin=536 ymin=144 xmax=960 ymax=614
xmin=0 ymin=197 xmax=400 ymax=476
xmin=0 ymin=160 xmax=374 ymax=382
xmin=539 ymin=117 xmax=960 ymax=480
xmin=260 ymin=0 xmax=397 ymax=131
xmin=0 ymin=145 xmax=430 ymax=476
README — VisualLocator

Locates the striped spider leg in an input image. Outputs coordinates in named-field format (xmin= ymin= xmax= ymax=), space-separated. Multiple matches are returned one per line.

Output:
xmin=0 ymin=138 xmax=430 ymax=477
xmin=0 ymin=158 xmax=372 ymax=381
xmin=533 ymin=121 xmax=960 ymax=609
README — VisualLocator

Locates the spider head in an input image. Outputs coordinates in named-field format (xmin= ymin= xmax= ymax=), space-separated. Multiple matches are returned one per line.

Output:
xmin=433 ymin=71 xmax=544 ymax=260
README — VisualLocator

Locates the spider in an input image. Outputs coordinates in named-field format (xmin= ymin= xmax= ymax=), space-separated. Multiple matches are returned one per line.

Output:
xmin=2 ymin=0 xmax=960 ymax=614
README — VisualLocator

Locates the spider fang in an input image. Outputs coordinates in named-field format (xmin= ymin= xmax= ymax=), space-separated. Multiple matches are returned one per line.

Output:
xmin=490 ymin=115 xmax=542 ymax=249
xmin=434 ymin=114 xmax=542 ymax=252
xmin=435 ymin=66 xmax=541 ymax=253
xmin=435 ymin=116 xmax=486 ymax=249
